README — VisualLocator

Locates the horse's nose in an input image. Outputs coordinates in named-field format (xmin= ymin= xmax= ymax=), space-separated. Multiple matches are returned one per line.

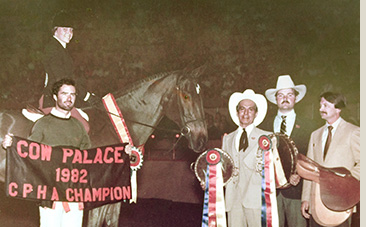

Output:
xmin=192 ymin=135 xmax=207 ymax=153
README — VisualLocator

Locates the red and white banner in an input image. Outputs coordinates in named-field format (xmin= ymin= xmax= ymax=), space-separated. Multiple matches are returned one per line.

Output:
xmin=102 ymin=93 xmax=143 ymax=203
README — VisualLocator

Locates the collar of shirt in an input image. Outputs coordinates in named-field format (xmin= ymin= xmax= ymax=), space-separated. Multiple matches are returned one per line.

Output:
xmin=326 ymin=117 xmax=341 ymax=131
xmin=321 ymin=117 xmax=342 ymax=151
xmin=274 ymin=109 xmax=296 ymax=136
xmin=53 ymin=35 xmax=67 ymax=48
xmin=50 ymin=108 xmax=71 ymax=119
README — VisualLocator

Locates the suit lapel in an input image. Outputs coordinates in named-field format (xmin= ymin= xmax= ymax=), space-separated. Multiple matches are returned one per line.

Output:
xmin=241 ymin=127 xmax=261 ymax=167
xmin=312 ymin=126 xmax=325 ymax=163
xmin=291 ymin=117 xmax=303 ymax=138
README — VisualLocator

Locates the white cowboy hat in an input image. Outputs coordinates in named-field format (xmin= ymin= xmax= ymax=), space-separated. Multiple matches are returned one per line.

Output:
xmin=228 ymin=89 xmax=267 ymax=127
xmin=265 ymin=75 xmax=307 ymax=104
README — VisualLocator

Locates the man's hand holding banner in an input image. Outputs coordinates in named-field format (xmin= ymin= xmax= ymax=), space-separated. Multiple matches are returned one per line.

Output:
xmin=6 ymin=136 xmax=131 ymax=210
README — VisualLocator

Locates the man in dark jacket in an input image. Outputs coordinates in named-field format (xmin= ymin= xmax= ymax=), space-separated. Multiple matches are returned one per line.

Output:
xmin=40 ymin=11 xmax=92 ymax=132
xmin=262 ymin=75 xmax=317 ymax=227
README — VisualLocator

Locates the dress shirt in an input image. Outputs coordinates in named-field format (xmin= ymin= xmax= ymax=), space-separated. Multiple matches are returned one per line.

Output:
xmin=274 ymin=109 xmax=296 ymax=136
xmin=321 ymin=117 xmax=341 ymax=156
xmin=235 ymin=124 xmax=254 ymax=152
xmin=53 ymin=35 xmax=67 ymax=48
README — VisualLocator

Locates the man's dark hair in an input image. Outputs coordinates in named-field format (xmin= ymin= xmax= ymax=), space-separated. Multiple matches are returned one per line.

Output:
xmin=275 ymin=88 xmax=299 ymax=97
xmin=320 ymin=91 xmax=346 ymax=109
xmin=52 ymin=78 xmax=76 ymax=96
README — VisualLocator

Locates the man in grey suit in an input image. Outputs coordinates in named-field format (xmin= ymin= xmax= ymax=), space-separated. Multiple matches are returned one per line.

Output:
xmin=222 ymin=89 xmax=270 ymax=227
xmin=301 ymin=92 xmax=360 ymax=227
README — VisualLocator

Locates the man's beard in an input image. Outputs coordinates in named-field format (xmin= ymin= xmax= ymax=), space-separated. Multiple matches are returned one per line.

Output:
xmin=58 ymin=101 xmax=74 ymax=111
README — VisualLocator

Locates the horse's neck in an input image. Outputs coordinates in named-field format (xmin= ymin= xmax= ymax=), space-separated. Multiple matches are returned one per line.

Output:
xmin=114 ymin=73 xmax=178 ymax=146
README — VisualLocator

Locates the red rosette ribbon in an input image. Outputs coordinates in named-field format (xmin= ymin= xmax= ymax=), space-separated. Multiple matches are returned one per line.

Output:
xmin=205 ymin=149 xmax=221 ymax=165
xmin=258 ymin=135 xmax=272 ymax=151
xmin=129 ymin=146 xmax=143 ymax=171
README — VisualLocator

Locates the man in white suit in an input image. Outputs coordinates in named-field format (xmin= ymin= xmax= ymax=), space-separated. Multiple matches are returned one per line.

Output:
xmin=222 ymin=89 xmax=270 ymax=227
xmin=301 ymin=92 xmax=360 ymax=227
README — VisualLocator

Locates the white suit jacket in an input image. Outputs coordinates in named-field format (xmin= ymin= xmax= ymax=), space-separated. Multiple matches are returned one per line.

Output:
xmin=222 ymin=126 xmax=271 ymax=211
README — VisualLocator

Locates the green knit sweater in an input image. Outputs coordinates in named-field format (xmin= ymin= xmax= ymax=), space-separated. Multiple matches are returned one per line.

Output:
xmin=28 ymin=114 xmax=91 ymax=150
xmin=28 ymin=113 xmax=91 ymax=208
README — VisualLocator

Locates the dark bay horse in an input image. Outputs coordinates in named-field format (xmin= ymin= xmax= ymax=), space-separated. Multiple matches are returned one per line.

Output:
xmin=0 ymin=67 xmax=208 ymax=226
xmin=86 ymin=66 xmax=208 ymax=151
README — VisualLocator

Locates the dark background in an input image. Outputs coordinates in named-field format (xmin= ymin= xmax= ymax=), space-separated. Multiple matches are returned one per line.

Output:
xmin=0 ymin=1 xmax=361 ymax=226
xmin=0 ymin=0 xmax=360 ymax=127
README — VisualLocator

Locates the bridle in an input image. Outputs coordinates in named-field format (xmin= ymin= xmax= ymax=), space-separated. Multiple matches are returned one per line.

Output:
xmin=174 ymin=75 xmax=206 ymax=151
xmin=93 ymin=73 xmax=206 ymax=151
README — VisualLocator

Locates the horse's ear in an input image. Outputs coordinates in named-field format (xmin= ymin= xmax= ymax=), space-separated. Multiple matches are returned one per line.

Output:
xmin=189 ymin=64 xmax=207 ymax=79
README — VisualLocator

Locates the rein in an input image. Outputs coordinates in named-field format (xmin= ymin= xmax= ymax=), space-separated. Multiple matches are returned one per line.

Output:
xmin=88 ymin=73 xmax=205 ymax=152
xmin=92 ymin=104 xmax=180 ymax=134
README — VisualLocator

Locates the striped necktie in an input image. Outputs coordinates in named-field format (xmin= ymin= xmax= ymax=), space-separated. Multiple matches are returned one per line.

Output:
xmin=280 ymin=115 xmax=287 ymax=135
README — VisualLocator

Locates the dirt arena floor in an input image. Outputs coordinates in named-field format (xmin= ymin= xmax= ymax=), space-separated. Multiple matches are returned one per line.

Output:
xmin=0 ymin=184 xmax=359 ymax=227
xmin=0 ymin=182 xmax=203 ymax=227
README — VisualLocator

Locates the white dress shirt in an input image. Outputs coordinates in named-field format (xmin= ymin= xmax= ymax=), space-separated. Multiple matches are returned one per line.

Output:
xmin=321 ymin=117 xmax=341 ymax=155
xmin=274 ymin=109 xmax=296 ymax=136
xmin=235 ymin=124 xmax=254 ymax=152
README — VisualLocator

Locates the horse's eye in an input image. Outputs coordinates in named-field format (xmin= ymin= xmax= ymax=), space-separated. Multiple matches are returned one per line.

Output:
xmin=184 ymin=95 xmax=190 ymax=100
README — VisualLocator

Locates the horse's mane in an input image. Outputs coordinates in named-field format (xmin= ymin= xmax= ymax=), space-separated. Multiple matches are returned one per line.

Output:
xmin=113 ymin=70 xmax=179 ymax=98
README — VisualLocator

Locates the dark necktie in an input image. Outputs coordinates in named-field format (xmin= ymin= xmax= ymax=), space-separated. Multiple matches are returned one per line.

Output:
xmin=280 ymin=115 xmax=287 ymax=135
xmin=239 ymin=128 xmax=248 ymax=151
xmin=323 ymin=125 xmax=333 ymax=160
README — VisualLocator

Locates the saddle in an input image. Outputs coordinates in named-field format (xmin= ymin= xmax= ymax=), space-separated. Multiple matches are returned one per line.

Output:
xmin=296 ymin=153 xmax=359 ymax=211
xmin=22 ymin=105 xmax=45 ymax=122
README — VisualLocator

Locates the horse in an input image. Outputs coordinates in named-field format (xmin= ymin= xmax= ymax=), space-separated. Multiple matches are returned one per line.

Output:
xmin=86 ymin=66 xmax=208 ymax=151
xmin=0 ymin=66 xmax=208 ymax=226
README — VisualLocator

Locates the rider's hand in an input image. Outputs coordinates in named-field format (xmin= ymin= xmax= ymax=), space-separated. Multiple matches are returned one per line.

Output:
xmin=86 ymin=92 xmax=100 ymax=106
xmin=125 ymin=144 xmax=132 ymax=155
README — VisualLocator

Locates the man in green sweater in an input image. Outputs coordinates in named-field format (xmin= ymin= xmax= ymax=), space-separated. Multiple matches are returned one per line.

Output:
xmin=3 ymin=78 xmax=91 ymax=227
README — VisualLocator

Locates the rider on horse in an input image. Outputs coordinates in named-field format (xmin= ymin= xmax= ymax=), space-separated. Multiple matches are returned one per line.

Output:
xmin=25 ymin=11 xmax=96 ymax=133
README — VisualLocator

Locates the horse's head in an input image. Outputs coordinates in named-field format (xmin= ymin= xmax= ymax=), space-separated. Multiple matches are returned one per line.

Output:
xmin=103 ymin=66 xmax=208 ymax=152
xmin=166 ymin=66 xmax=208 ymax=153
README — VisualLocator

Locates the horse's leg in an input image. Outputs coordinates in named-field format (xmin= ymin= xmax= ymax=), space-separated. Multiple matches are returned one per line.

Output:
xmin=87 ymin=203 xmax=121 ymax=227
xmin=0 ymin=154 xmax=5 ymax=182
xmin=0 ymin=111 xmax=34 ymax=182
xmin=0 ymin=112 xmax=14 ymax=183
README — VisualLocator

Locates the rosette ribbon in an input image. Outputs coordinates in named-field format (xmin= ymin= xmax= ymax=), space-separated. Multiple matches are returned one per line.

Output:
xmin=201 ymin=149 xmax=226 ymax=227
xmin=258 ymin=135 xmax=279 ymax=227
xmin=102 ymin=93 xmax=143 ymax=203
